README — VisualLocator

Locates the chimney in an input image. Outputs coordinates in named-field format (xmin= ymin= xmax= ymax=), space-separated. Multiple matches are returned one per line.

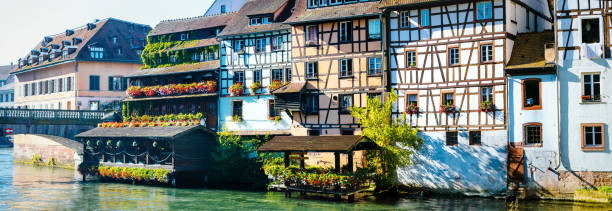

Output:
xmin=545 ymin=43 xmax=555 ymax=64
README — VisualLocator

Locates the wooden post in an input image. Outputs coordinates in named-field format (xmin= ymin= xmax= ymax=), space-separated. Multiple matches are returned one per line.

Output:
xmin=284 ymin=151 xmax=290 ymax=198
xmin=171 ymin=140 xmax=175 ymax=165
xmin=334 ymin=152 xmax=341 ymax=201
xmin=146 ymin=143 xmax=150 ymax=165
xmin=347 ymin=151 xmax=354 ymax=173
xmin=135 ymin=141 xmax=139 ymax=164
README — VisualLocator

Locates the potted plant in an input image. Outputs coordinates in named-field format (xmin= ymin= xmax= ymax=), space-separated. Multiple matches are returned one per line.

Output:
xmin=581 ymin=95 xmax=591 ymax=100
xmin=439 ymin=103 xmax=457 ymax=115
xmin=229 ymin=83 xmax=244 ymax=96
xmin=231 ymin=115 xmax=243 ymax=122
xmin=479 ymin=100 xmax=495 ymax=113
xmin=405 ymin=103 xmax=420 ymax=115
xmin=267 ymin=80 xmax=285 ymax=93
xmin=250 ymin=81 xmax=261 ymax=95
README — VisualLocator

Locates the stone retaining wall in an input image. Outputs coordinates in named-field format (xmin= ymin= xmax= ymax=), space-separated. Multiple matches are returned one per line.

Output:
xmin=13 ymin=134 xmax=82 ymax=169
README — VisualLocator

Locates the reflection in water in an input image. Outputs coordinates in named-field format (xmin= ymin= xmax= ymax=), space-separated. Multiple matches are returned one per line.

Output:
xmin=0 ymin=148 xmax=611 ymax=210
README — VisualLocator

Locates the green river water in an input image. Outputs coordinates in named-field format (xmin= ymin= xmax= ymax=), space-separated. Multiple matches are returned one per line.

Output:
xmin=0 ymin=148 xmax=610 ymax=210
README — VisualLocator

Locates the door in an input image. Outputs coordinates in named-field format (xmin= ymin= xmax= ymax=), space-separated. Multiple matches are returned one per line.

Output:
xmin=508 ymin=144 xmax=525 ymax=184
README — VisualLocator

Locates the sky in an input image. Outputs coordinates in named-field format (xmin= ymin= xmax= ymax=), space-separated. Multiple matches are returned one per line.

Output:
xmin=0 ymin=0 xmax=215 ymax=66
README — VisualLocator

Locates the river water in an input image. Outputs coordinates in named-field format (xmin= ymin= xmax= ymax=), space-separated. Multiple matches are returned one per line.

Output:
xmin=0 ymin=148 xmax=610 ymax=210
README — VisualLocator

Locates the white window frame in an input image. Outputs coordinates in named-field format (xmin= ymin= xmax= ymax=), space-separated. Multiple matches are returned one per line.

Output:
xmin=306 ymin=25 xmax=318 ymax=45
xmin=406 ymin=51 xmax=417 ymax=68
xmin=481 ymin=86 xmax=493 ymax=102
xmin=306 ymin=62 xmax=317 ymax=79
xmin=339 ymin=21 xmax=351 ymax=42
xmin=480 ymin=44 xmax=493 ymax=62
xmin=582 ymin=72 xmax=602 ymax=102
xmin=578 ymin=15 xmax=604 ymax=46
xmin=400 ymin=11 xmax=410 ymax=28
xmin=340 ymin=59 xmax=352 ymax=77
xmin=368 ymin=57 xmax=381 ymax=74
xmin=255 ymin=38 xmax=266 ymax=53
xmin=449 ymin=47 xmax=460 ymax=65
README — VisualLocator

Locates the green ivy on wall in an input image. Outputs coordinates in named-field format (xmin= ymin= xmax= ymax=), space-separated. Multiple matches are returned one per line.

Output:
xmin=141 ymin=34 xmax=220 ymax=69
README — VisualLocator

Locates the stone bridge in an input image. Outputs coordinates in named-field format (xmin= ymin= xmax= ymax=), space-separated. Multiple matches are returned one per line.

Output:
xmin=0 ymin=108 xmax=108 ymax=139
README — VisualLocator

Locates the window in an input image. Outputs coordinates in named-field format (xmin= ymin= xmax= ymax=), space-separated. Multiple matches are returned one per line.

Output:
xmin=368 ymin=57 xmax=381 ymax=75
xmin=255 ymin=38 xmax=266 ymax=53
xmin=400 ymin=11 xmax=411 ymax=28
xmin=89 ymin=47 xmax=103 ymax=59
xmin=480 ymin=44 xmax=493 ymax=62
xmin=180 ymin=33 xmax=188 ymax=41
xmin=235 ymin=40 xmax=245 ymax=52
xmin=272 ymin=69 xmax=283 ymax=82
xmin=50 ymin=80 xmax=55 ymax=93
xmin=476 ymin=1 xmax=493 ymax=20
xmin=319 ymin=0 xmax=327 ymax=6
xmin=583 ymin=73 xmax=601 ymax=102
xmin=58 ymin=78 xmax=63 ymax=92
xmin=220 ymin=5 xmax=226 ymax=13
xmin=109 ymin=76 xmax=126 ymax=91
xmin=89 ymin=101 xmax=99 ymax=111
xmin=524 ymin=123 xmax=542 ymax=146
xmin=306 ymin=25 xmax=318 ymax=45
xmin=250 ymin=17 xmax=271 ymax=25
xmin=89 ymin=75 xmax=100 ymax=91
xmin=232 ymin=100 xmax=243 ymax=117
xmin=67 ymin=77 xmax=73 ymax=91
xmin=581 ymin=18 xmax=600 ymax=44
xmin=62 ymin=50 xmax=68 ymax=58
xmin=368 ymin=19 xmax=381 ymax=39
xmin=442 ymin=92 xmax=454 ymax=106
xmin=449 ymin=47 xmax=460 ymax=65
xmin=254 ymin=70 xmax=262 ymax=83
xmin=170 ymin=55 xmax=177 ymax=63
xmin=329 ymin=0 xmax=340 ymax=5
xmin=406 ymin=51 xmax=417 ymax=68
xmin=407 ymin=94 xmax=418 ymax=107
xmin=469 ymin=131 xmax=481 ymax=145
xmin=268 ymin=100 xmax=278 ymax=119
xmin=233 ymin=71 xmax=245 ymax=84
xmin=481 ymin=86 xmax=493 ymax=102
xmin=446 ymin=132 xmax=458 ymax=146
xmin=522 ymin=79 xmax=541 ymax=109
xmin=339 ymin=21 xmax=352 ymax=42
xmin=304 ymin=95 xmax=319 ymax=114
xmin=308 ymin=0 xmax=318 ymax=8
xmin=308 ymin=130 xmax=321 ymax=136
xmin=306 ymin=62 xmax=318 ymax=79
xmin=582 ymin=123 xmax=605 ymax=151
xmin=250 ymin=17 xmax=261 ymax=25
xmin=285 ymin=69 xmax=292 ymax=82
xmin=368 ymin=93 xmax=382 ymax=103
xmin=421 ymin=9 xmax=430 ymax=26
xmin=272 ymin=36 xmax=283 ymax=51
xmin=340 ymin=59 xmax=353 ymax=77
xmin=339 ymin=94 xmax=353 ymax=114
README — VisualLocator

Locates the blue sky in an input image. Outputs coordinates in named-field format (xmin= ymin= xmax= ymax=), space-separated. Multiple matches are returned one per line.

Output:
xmin=0 ymin=0 xmax=215 ymax=66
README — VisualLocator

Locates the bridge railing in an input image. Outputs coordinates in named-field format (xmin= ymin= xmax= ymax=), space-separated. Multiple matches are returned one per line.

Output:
xmin=0 ymin=108 xmax=106 ymax=122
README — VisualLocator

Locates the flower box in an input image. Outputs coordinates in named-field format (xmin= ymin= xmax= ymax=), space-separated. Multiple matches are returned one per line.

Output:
xmin=582 ymin=95 xmax=591 ymax=100
xmin=479 ymin=100 xmax=495 ymax=113
xmin=229 ymin=83 xmax=244 ymax=96
xmin=405 ymin=103 xmax=420 ymax=115
xmin=439 ymin=103 xmax=458 ymax=115
xmin=250 ymin=81 xmax=261 ymax=95
xmin=267 ymin=80 xmax=287 ymax=93
xmin=126 ymin=81 xmax=217 ymax=98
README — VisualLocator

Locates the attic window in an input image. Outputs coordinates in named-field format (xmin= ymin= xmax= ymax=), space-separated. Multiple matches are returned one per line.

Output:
xmin=73 ymin=37 xmax=82 ymax=45
xmin=221 ymin=5 xmax=226 ymax=13
xmin=250 ymin=16 xmax=271 ymax=26
xmin=66 ymin=29 xmax=74 ymax=36
xmin=87 ymin=23 xmax=96 ymax=30
xmin=44 ymin=36 xmax=53 ymax=43
xmin=40 ymin=47 xmax=48 ymax=52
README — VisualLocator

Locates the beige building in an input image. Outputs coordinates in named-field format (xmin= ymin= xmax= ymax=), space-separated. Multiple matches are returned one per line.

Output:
xmin=12 ymin=18 xmax=150 ymax=110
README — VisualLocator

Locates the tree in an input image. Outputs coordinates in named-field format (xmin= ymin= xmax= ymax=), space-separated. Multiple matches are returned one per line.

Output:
xmin=350 ymin=90 xmax=423 ymax=191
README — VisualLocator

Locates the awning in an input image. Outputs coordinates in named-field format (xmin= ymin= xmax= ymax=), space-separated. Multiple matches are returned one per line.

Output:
xmin=257 ymin=135 xmax=377 ymax=153
xmin=75 ymin=125 xmax=215 ymax=140
xmin=271 ymin=82 xmax=306 ymax=94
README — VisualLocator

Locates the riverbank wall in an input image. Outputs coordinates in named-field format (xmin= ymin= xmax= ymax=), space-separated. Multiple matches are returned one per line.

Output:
xmin=13 ymin=134 xmax=82 ymax=169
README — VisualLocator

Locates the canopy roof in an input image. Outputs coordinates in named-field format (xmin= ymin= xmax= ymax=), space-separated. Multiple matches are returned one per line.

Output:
xmin=506 ymin=31 xmax=555 ymax=75
xmin=258 ymin=135 xmax=377 ymax=152
xmin=75 ymin=125 xmax=214 ymax=140
xmin=271 ymin=81 xmax=306 ymax=94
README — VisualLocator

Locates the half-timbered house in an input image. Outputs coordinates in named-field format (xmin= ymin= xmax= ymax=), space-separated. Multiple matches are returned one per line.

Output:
xmin=124 ymin=13 xmax=236 ymax=131
xmin=281 ymin=0 xmax=384 ymax=136
xmin=218 ymin=0 xmax=294 ymax=135
xmin=380 ymin=0 xmax=552 ymax=195
xmin=552 ymin=0 xmax=612 ymax=195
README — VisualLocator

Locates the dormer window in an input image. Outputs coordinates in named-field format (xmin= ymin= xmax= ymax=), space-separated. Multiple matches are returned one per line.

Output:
xmin=66 ymin=29 xmax=74 ymax=36
xmin=73 ymin=37 xmax=82 ymax=45
xmin=250 ymin=16 xmax=271 ymax=26
xmin=89 ymin=47 xmax=104 ymax=59
xmin=221 ymin=5 xmax=226 ymax=13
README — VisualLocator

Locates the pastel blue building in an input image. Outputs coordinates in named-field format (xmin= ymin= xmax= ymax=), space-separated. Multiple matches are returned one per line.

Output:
xmin=217 ymin=0 xmax=294 ymax=135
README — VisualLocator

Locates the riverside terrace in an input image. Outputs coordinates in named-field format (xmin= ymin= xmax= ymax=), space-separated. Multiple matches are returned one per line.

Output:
xmin=75 ymin=125 xmax=217 ymax=186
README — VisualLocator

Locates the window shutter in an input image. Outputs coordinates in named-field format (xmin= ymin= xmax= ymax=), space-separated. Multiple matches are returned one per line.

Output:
xmin=108 ymin=76 xmax=114 ymax=91
xmin=347 ymin=22 xmax=353 ymax=41
xmin=348 ymin=59 xmax=353 ymax=76
xmin=122 ymin=77 xmax=128 ymax=90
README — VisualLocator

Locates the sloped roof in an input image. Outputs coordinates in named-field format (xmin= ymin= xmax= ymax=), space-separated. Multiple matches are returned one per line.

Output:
xmin=258 ymin=135 xmax=376 ymax=152
xmin=506 ymin=31 xmax=555 ymax=75
xmin=128 ymin=60 xmax=220 ymax=78
xmin=163 ymin=38 xmax=218 ymax=52
xmin=218 ymin=0 xmax=293 ymax=36
xmin=75 ymin=125 xmax=214 ymax=139
xmin=13 ymin=18 xmax=150 ymax=74
xmin=271 ymin=81 xmax=306 ymax=94
xmin=149 ymin=13 xmax=236 ymax=36
xmin=379 ymin=0 xmax=467 ymax=8
xmin=0 ymin=65 xmax=12 ymax=80
xmin=285 ymin=0 xmax=380 ymax=24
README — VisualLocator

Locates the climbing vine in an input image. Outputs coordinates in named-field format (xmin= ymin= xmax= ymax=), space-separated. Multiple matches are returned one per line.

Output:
xmin=141 ymin=34 xmax=220 ymax=69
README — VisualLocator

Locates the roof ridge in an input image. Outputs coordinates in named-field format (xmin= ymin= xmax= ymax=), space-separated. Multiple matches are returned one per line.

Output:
xmin=159 ymin=11 xmax=237 ymax=23
xmin=45 ymin=18 xmax=108 ymax=38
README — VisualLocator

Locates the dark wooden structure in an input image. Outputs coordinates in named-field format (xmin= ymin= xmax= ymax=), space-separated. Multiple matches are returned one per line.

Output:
xmin=76 ymin=125 xmax=217 ymax=186
xmin=258 ymin=135 xmax=377 ymax=201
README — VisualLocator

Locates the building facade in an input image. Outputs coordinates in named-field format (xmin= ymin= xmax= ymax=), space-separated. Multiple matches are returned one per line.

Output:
xmin=12 ymin=18 xmax=150 ymax=110
xmin=218 ymin=0 xmax=294 ymax=135
xmin=0 ymin=65 xmax=14 ymax=108
xmin=125 ymin=13 xmax=235 ymax=131
xmin=204 ymin=0 xmax=248 ymax=16
xmin=381 ymin=0 xmax=552 ymax=195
